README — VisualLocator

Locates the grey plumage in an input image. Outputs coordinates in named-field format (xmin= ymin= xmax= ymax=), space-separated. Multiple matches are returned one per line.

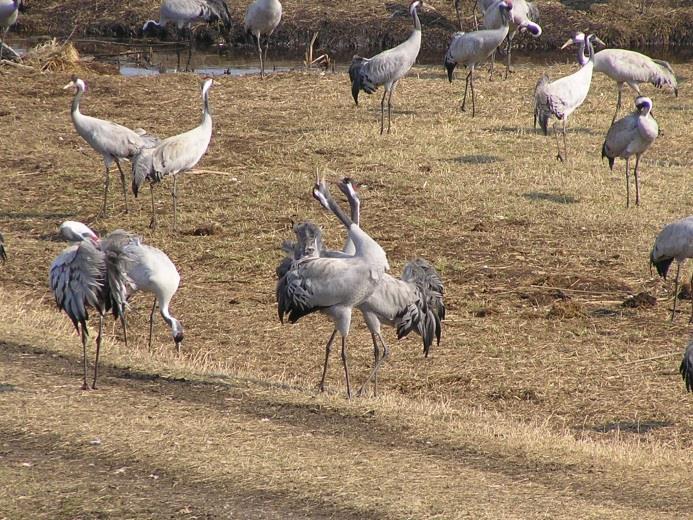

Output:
xmin=601 ymin=96 xmax=658 ymax=208
xmin=0 ymin=0 xmax=20 ymax=61
xmin=0 ymin=232 xmax=6 ymax=263
xmin=533 ymin=32 xmax=603 ymax=161
xmin=143 ymin=0 xmax=231 ymax=71
xmin=132 ymin=77 xmax=214 ymax=231
xmin=565 ymin=37 xmax=678 ymax=124
xmin=276 ymin=178 xmax=389 ymax=398
xmin=244 ymin=0 xmax=283 ymax=78
xmin=349 ymin=0 xmax=425 ymax=134
xmin=680 ymin=340 xmax=693 ymax=393
xmin=63 ymin=77 xmax=158 ymax=217
xmin=49 ymin=224 xmax=134 ymax=390
xmin=650 ymin=216 xmax=693 ymax=322
xmin=444 ymin=0 xmax=512 ymax=117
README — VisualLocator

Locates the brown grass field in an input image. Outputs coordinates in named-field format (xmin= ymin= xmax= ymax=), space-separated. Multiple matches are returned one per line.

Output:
xmin=0 ymin=53 xmax=692 ymax=518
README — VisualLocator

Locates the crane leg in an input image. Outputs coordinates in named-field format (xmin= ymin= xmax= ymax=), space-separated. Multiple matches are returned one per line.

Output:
xmin=318 ymin=330 xmax=337 ymax=392
xmin=149 ymin=183 xmax=157 ymax=229
xmin=0 ymin=28 xmax=7 ymax=61
xmin=504 ymin=36 xmax=513 ymax=79
xmin=487 ymin=51 xmax=496 ymax=81
xmin=379 ymin=89 xmax=387 ymax=135
xmin=553 ymin=121 xmax=563 ymax=161
xmin=100 ymin=164 xmax=110 ymax=218
xmin=672 ymin=262 xmax=681 ymax=321
xmin=148 ymin=298 xmax=157 ymax=352
xmin=92 ymin=316 xmax=104 ymax=390
xmin=386 ymin=88 xmax=394 ymax=134
xmin=120 ymin=314 xmax=128 ymax=349
xmin=358 ymin=333 xmax=390 ymax=397
xmin=624 ymin=157 xmax=630 ymax=208
xmin=612 ymin=84 xmax=624 ymax=125
xmin=461 ymin=70 xmax=471 ymax=112
xmin=172 ymin=175 xmax=178 ymax=232
xmin=633 ymin=155 xmax=641 ymax=206
xmin=114 ymin=159 xmax=129 ymax=214
xmin=470 ymin=70 xmax=476 ymax=117
xmin=689 ymin=272 xmax=693 ymax=324
xmin=341 ymin=336 xmax=352 ymax=399
xmin=263 ymin=35 xmax=271 ymax=71
xmin=561 ymin=118 xmax=567 ymax=161
xmin=80 ymin=325 xmax=90 ymax=390
xmin=256 ymin=33 xmax=264 ymax=79
xmin=357 ymin=333 xmax=380 ymax=397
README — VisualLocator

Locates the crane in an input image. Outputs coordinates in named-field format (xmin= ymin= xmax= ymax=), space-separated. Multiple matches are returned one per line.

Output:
xmin=562 ymin=33 xmax=678 ymax=124
xmin=0 ymin=0 xmax=20 ymax=61
xmin=349 ymin=0 xmax=428 ymax=134
xmin=681 ymin=339 xmax=693 ymax=393
xmin=0 ymin=232 xmax=6 ymax=263
xmin=63 ymin=77 xmax=159 ymax=218
xmin=444 ymin=0 xmax=512 ymax=117
xmin=58 ymin=221 xmax=184 ymax=352
xmin=533 ymin=33 xmax=604 ymax=161
xmin=601 ymin=96 xmax=658 ymax=208
xmin=650 ymin=216 xmax=693 ymax=322
xmin=143 ymin=0 xmax=231 ymax=72
xmin=50 ymin=225 xmax=133 ymax=390
xmin=243 ymin=0 xmax=283 ymax=78
xmin=480 ymin=0 xmax=541 ymax=78
xmin=276 ymin=177 xmax=389 ymax=398
xmin=132 ymin=77 xmax=214 ymax=231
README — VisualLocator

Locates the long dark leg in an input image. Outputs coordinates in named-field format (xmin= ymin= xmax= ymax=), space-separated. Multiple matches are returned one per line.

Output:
xmin=114 ymin=159 xmax=129 ymax=213
xmin=625 ymin=157 xmax=630 ymax=208
xmin=148 ymin=298 xmax=157 ymax=352
xmin=120 ymin=314 xmax=128 ymax=349
xmin=504 ymin=36 xmax=512 ymax=79
xmin=172 ymin=175 xmax=178 ymax=231
xmin=100 ymin=164 xmax=110 ymax=218
xmin=612 ymin=84 xmax=623 ymax=125
xmin=488 ymin=51 xmax=495 ymax=80
xmin=357 ymin=333 xmax=381 ymax=397
xmin=561 ymin=118 xmax=567 ymax=161
xmin=256 ymin=33 xmax=264 ymax=78
xmin=672 ymin=262 xmax=681 ymax=321
xmin=553 ymin=121 xmax=562 ymax=161
xmin=92 ymin=316 xmax=104 ymax=389
xmin=380 ymin=89 xmax=387 ymax=135
xmin=149 ymin=183 xmax=157 ymax=229
xmin=358 ymin=334 xmax=390 ymax=397
xmin=81 ymin=325 xmax=89 ymax=390
xmin=176 ymin=35 xmax=181 ymax=71
xmin=319 ymin=330 xmax=337 ymax=392
xmin=461 ymin=71 xmax=471 ymax=112
xmin=386 ymin=88 xmax=394 ymax=134
xmin=633 ymin=155 xmax=642 ymax=206
xmin=689 ymin=272 xmax=693 ymax=324
xmin=470 ymin=69 xmax=476 ymax=117
xmin=341 ymin=336 xmax=351 ymax=399
xmin=263 ymin=35 xmax=271 ymax=71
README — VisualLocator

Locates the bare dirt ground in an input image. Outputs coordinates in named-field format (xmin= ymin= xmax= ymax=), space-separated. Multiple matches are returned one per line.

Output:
xmin=0 ymin=57 xmax=691 ymax=517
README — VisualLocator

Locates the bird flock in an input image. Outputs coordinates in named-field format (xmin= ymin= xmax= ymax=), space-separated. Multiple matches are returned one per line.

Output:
xmin=0 ymin=0 xmax=690 ymax=395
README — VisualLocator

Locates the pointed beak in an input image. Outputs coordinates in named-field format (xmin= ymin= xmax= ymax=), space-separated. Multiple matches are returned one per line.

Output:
xmin=560 ymin=38 xmax=575 ymax=49
xmin=593 ymin=37 xmax=606 ymax=47
xmin=62 ymin=81 xmax=75 ymax=90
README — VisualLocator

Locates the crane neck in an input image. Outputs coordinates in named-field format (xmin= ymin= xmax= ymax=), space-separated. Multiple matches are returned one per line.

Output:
xmin=412 ymin=3 xmax=421 ymax=31
xmin=575 ymin=37 xmax=596 ymax=66
xmin=71 ymin=87 xmax=84 ymax=116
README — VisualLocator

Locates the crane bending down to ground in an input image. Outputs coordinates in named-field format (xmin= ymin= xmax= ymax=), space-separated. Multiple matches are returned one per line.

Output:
xmin=143 ymin=0 xmax=231 ymax=71
xmin=601 ymin=96 xmax=658 ymax=208
xmin=64 ymin=77 xmax=159 ymax=218
xmin=562 ymin=32 xmax=678 ymax=124
xmin=650 ymin=216 xmax=693 ymax=323
xmin=244 ymin=0 xmax=282 ymax=78
xmin=132 ymin=77 xmax=214 ymax=231
xmin=349 ymin=0 xmax=428 ymax=134
xmin=480 ymin=0 xmax=541 ymax=79
xmin=278 ymin=179 xmax=445 ymax=396
xmin=533 ymin=33 xmax=604 ymax=161
xmin=0 ymin=0 xmax=20 ymax=61
xmin=0 ymin=232 xmax=6 ymax=263
xmin=681 ymin=340 xmax=693 ymax=393
xmin=50 ymin=224 xmax=133 ymax=390
xmin=59 ymin=221 xmax=185 ymax=352
xmin=444 ymin=0 xmax=512 ymax=117
xmin=276 ymin=177 xmax=390 ymax=398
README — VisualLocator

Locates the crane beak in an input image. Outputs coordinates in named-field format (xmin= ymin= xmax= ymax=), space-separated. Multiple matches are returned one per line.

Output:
xmin=593 ymin=36 xmax=606 ymax=47
xmin=62 ymin=81 xmax=75 ymax=90
xmin=560 ymin=38 xmax=575 ymax=49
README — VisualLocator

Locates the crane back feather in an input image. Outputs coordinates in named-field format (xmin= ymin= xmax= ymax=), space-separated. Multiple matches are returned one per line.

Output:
xmin=681 ymin=341 xmax=693 ymax=393
xmin=0 ymin=233 xmax=6 ymax=263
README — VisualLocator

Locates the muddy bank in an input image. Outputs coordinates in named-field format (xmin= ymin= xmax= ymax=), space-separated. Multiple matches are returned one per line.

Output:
xmin=11 ymin=0 xmax=693 ymax=57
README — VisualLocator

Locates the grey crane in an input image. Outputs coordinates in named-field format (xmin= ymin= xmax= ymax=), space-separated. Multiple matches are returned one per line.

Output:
xmin=59 ymin=221 xmax=184 ymax=353
xmin=480 ymin=0 xmax=541 ymax=79
xmin=533 ymin=33 xmax=604 ymax=161
xmin=349 ymin=0 xmax=427 ymax=134
xmin=563 ymin=32 xmax=678 ymax=124
xmin=276 ymin=177 xmax=390 ymax=398
xmin=0 ymin=0 xmax=19 ymax=61
xmin=63 ymin=77 xmax=159 ymax=218
xmin=143 ymin=0 xmax=231 ymax=72
xmin=50 ymin=224 xmax=133 ymax=390
xmin=132 ymin=77 xmax=214 ymax=231
xmin=243 ymin=0 xmax=282 ymax=78
xmin=650 ymin=216 xmax=693 ymax=322
xmin=0 ymin=232 xmax=6 ymax=263
xmin=444 ymin=0 xmax=512 ymax=117
xmin=601 ymin=96 xmax=658 ymax=208
xmin=681 ymin=339 xmax=693 ymax=393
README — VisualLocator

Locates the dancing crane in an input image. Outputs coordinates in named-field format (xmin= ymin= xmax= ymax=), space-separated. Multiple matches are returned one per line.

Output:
xmin=444 ymin=0 xmax=512 ymax=117
xmin=533 ymin=33 xmax=604 ymax=161
xmin=650 ymin=216 xmax=693 ymax=322
xmin=132 ymin=77 xmax=214 ymax=231
xmin=63 ymin=77 xmax=159 ymax=217
xmin=562 ymin=32 xmax=678 ymax=124
xmin=0 ymin=0 xmax=20 ymax=61
xmin=349 ymin=0 xmax=427 ymax=134
xmin=243 ymin=0 xmax=283 ymax=78
xmin=601 ymin=96 xmax=658 ymax=207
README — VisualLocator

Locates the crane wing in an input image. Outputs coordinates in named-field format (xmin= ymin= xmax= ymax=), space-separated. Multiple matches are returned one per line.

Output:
xmin=681 ymin=341 xmax=693 ymax=393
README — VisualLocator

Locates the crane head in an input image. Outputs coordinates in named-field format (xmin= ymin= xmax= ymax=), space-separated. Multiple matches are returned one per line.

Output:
xmin=560 ymin=32 xmax=585 ymax=49
xmin=62 ymin=76 xmax=86 ymax=93
xmin=635 ymin=96 xmax=653 ymax=113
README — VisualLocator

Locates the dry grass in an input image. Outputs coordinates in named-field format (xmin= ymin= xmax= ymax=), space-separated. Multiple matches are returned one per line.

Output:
xmin=0 ymin=59 xmax=691 ymax=517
